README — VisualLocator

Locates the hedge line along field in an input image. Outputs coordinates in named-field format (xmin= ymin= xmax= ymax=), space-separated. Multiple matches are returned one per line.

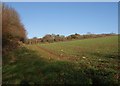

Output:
xmin=3 ymin=36 xmax=119 ymax=85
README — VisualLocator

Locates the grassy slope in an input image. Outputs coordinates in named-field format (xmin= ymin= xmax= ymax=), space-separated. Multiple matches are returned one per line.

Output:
xmin=3 ymin=36 xmax=119 ymax=85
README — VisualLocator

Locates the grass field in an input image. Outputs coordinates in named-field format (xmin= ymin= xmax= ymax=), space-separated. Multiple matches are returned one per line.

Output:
xmin=3 ymin=36 xmax=119 ymax=85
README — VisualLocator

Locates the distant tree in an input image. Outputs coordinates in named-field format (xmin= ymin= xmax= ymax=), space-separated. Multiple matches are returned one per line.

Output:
xmin=67 ymin=33 xmax=81 ymax=40
xmin=66 ymin=35 xmax=72 ymax=40
xmin=60 ymin=35 xmax=66 ymax=41
xmin=42 ymin=34 xmax=54 ymax=43
xmin=74 ymin=33 xmax=81 ymax=39
xmin=54 ymin=35 xmax=61 ymax=42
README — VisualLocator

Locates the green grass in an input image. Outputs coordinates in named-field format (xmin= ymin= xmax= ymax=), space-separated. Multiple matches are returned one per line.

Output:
xmin=40 ymin=36 xmax=118 ymax=58
xmin=3 ymin=36 xmax=119 ymax=85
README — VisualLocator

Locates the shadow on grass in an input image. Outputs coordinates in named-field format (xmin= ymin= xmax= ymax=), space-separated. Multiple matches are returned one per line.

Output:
xmin=2 ymin=47 xmax=119 ymax=85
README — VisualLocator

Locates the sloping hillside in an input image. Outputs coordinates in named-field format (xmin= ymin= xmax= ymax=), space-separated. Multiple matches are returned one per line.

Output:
xmin=3 ymin=36 xmax=119 ymax=85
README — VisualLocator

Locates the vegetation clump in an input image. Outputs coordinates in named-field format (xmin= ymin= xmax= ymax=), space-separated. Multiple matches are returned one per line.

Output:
xmin=2 ymin=4 xmax=26 ymax=55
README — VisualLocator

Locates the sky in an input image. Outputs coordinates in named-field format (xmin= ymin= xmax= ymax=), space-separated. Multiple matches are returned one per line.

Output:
xmin=2 ymin=0 xmax=120 ymax=2
xmin=5 ymin=2 xmax=118 ymax=38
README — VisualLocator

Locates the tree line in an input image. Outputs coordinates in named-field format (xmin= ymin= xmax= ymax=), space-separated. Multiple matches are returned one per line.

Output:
xmin=25 ymin=33 xmax=117 ymax=44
